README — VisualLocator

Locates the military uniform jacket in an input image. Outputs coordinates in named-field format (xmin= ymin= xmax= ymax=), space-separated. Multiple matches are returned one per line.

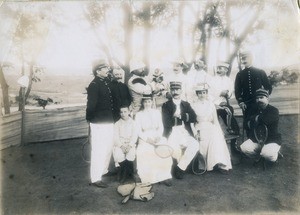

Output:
xmin=86 ymin=77 xmax=115 ymax=123
xmin=111 ymin=80 xmax=132 ymax=121
xmin=162 ymin=100 xmax=197 ymax=138
xmin=234 ymin=66 xmax=272 ymax=104
xmin=247 ymin=104 xmax=281 ymax=145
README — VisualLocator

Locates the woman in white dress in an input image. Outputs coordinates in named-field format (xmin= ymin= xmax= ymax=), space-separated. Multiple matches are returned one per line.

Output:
xmin=135 ymin=94 xmax=173 ymax=186
xmin=192 ymin=83 xmax=232 ymax=173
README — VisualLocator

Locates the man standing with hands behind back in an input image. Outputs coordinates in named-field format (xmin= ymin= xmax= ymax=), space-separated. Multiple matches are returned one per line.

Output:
xmin=86 ymin=59 xmax=115 ymax=188
xmin=234 ymin=51 xmax=272 ymax=137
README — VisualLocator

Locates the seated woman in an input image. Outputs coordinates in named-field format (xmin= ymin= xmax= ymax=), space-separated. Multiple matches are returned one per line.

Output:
xmin=134 ymin=94 xmax=173 ymax=186
xmin=191 ymin=83 xmax=232 ymax=174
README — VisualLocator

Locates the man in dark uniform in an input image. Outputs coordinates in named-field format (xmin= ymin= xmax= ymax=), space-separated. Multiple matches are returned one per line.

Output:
xmin=110 ymin=67 xmax=132 ymax=121
xmin=162 ymin=81 xmax=199 ymax=179
xmin=86 ymin=59 xmax=115 ymax=188
xmin=240 ymin=89 xmax=282 ymax=166
xmin=234 ymin=51 xmax=272 ymax=137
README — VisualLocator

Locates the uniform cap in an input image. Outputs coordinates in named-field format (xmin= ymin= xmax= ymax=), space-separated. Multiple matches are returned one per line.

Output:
xmin=169 ymin=81 xmax=182 ymax=89
xmin=256 ymin=88 xmax=269 ymax=98
xmin=92 ymin=59 xmax=109 ymax=72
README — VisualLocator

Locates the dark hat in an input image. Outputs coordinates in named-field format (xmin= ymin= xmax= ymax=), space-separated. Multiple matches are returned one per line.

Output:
xmin=141 ymin=93 xmax=153 ymax=99
xmin=169 ymin=81 xmax=182 ymax=89
xmin=256 ymin=88 xmax=269 ymax=98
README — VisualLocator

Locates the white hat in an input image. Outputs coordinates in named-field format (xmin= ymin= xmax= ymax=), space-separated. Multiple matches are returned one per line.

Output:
xmin=194 ymin=83 xmax=209 ymax=92
xmin=130 ymin=60 xmax=146 ymax=73
xmin=153 ymin=68 xmax=163 ymax=77
xmin=172 ymin=57 xmax=188 ymax=67
xmin=217 ymin=61 xmax=230 ymax=69
xmin=239 ymin=50 xmax=252 ymax=57
xmin=92 ymin=59 xmax=109 ymax=71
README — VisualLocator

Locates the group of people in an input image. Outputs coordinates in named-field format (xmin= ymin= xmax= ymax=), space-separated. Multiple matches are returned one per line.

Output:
xmin=86 ymin=51 xmax=282 ymax=188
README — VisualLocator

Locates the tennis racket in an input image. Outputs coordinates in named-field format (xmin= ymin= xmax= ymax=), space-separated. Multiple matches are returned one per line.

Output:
xmin=254 ymin=123 xmax=268 ymax=145
xmin=192 ymin=152 xmax=206 ymax=175
xmin=154 ymin=144 xmax=173 ymax=158
xmin=81 ymin=137 xmax=91 ymax=163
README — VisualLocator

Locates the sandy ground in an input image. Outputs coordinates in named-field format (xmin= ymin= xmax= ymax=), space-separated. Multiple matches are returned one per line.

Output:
xmin=0 ymin=115 xmax=299 ymax=214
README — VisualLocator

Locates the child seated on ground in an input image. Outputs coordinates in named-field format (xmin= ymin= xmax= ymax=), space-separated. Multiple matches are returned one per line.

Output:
xmin=113 ymin=105 xmax=138 ymax=183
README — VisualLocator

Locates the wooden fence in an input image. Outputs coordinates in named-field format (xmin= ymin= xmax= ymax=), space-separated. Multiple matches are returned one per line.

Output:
xmin=0 ymin=106 xmax=89 ymax=149
xmin=0 ymin=111 xmax=22 ymax=150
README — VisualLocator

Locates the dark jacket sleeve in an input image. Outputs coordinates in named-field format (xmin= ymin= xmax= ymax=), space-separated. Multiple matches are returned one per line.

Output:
xmin=234 ymin=72 xmax=243 ymax=103
xmin=181 ymin=102 xmax=197 ymax=123
xmin=162 ymin=102 xmax=174 ymax=138
xmin=86 ymin=82 xmax=98 ymax=121
xmin=258 ymin=106 xmax=279 ymax=126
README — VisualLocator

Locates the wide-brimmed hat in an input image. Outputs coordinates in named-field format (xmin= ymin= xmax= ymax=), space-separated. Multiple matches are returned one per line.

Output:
xmin=141 ymin=93 xmax=153 ymax=99
xmin=256 ymin=88 xmax=269 ymax=98
xmin=169 ymin=81 xmax=182 ymax=89
xmin=130 ymin=60 xmax=146 ymax=73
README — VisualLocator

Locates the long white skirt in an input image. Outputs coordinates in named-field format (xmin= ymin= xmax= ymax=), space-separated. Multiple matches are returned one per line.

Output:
xmin=136 ymin=138 xmax=173 ymax=184
xmin=197 ymin=122 xmax=232 ymax=171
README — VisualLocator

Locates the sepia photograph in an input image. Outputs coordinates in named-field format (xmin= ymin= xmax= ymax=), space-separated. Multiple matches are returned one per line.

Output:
xmin=0 ymin=0 xmax=299 ymax=214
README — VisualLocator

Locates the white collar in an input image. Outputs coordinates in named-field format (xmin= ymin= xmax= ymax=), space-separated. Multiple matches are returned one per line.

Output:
xmin=172 ymin=98 xmax=181 ymax=105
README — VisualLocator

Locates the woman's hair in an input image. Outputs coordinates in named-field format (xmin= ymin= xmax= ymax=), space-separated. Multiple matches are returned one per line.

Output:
xmin=140 ymin=97 xmax=153 ymax=111
xmin=195 ymin=89 xmax=208 ymax=95
xmin=119 ymin=104 xmax=130 ymax=112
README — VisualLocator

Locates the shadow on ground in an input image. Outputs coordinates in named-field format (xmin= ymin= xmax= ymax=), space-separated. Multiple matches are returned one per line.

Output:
xmin=1 ymin=115 xmax=299 ymax=214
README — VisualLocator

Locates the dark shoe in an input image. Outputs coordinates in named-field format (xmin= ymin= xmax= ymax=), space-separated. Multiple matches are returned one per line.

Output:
xmin=217 ymin=168 xmax=229 ymax=175
xmin=162 ymin=179 xmax=172 ymax=187
xmin=263 ymin=159 xmax=276 ymax=170
xmin=92 ymin=181 xmax=108 ymax=188
xmin=133 ymin=173 xmax=141 ymax=183
xmin=174 ymin=166 xmax=184 ymax=179
xmin=253 ymin=157 xmax=263 ymax=167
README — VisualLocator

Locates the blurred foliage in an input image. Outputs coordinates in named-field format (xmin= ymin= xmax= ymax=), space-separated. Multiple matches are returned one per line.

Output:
xmin=268 ymin=67 xmax=299 ymax=87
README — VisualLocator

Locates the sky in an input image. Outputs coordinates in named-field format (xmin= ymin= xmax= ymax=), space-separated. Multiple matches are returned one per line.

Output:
xmin=0 ymin=0 xmax=299 ymax=76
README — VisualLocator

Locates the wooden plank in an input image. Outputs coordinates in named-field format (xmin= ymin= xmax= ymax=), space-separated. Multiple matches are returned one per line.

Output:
xmin=0 ymin=111 xmax=22 ymax=149
xmin=23 ymin=106 xmax=89 ymax=143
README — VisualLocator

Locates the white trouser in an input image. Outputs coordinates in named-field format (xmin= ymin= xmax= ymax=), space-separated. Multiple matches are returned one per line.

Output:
xmin=90 ymin=123 xmax=114 ymax=183
xmin=113 ymin=146 xmax=136 ymax=163
xmin=240 ymin=139 xmax=281 ymax=162
xmin=168 ymin=126 xmax=199 ymax=170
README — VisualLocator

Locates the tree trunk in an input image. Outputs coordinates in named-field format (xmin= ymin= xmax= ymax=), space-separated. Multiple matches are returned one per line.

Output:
xmin=24 ymin=63 xmax=34 ymax=100
xmin=178 ymin=2 xmax=184 ymax=58
xmin=226 ymin=5 xmax=261 ymax=75
xmin=0 ymin=66 xmax=10 ymax=114
xmin=18 ymin=59 xmax=25 ymax=111
xmin=123 ymin=2 xmax=133 ymax=83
